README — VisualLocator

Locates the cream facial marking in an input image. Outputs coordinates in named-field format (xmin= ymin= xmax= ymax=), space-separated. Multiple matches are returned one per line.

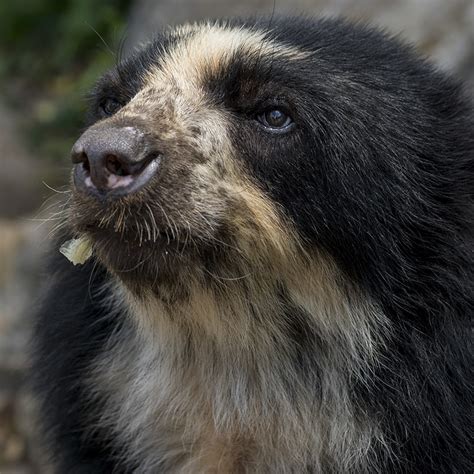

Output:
xmin=119 ymin=23 xmax=309 ymax=141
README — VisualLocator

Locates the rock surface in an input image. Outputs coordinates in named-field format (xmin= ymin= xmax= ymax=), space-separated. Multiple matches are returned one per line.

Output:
xmin=0 ymin=102 xmax=60 ymax=472
xmin=0 ymin=103 xmax=43 ymax=219
xmin=0 ymin=218 xmax=51 ymax=473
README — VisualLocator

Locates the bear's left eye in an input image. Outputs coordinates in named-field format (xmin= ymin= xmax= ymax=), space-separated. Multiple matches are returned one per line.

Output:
xmin=99 ymin=98 xmax=122 ymax=117
xmin=257 ymin=109 xmax=293 ymax=132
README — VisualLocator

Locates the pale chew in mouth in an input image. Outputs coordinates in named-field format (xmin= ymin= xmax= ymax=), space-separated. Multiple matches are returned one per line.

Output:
xmin=60 ymin=236 xmax=93 ymax=265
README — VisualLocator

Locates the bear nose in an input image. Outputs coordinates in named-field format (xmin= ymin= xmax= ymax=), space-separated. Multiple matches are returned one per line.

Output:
xmin=71 ymin=126 xmax=160 ymax=197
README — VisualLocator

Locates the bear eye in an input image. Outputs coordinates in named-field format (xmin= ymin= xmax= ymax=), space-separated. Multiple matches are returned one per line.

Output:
xmin=99 ymin=98 xmax=122 ymax=117
xmin=257 ymin=109 xmax=293 ymax=132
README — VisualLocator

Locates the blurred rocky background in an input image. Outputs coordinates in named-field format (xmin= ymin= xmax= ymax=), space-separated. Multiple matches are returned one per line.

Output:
xmin=0 ymin=0 xmax=472 ymax=472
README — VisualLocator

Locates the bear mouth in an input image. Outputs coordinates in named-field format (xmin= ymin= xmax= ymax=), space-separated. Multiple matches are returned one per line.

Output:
xmin=68 ymin=222 xmax=195 ymax=289
xmin=72 ymin=154 xmax=162 ymax=200
xmin=67 ymin=191 xmax=201 ymax=280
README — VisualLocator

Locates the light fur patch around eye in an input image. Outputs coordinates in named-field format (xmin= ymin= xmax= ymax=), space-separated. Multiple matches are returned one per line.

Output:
xmin=115 ymin=23 xmax=310 ymax=178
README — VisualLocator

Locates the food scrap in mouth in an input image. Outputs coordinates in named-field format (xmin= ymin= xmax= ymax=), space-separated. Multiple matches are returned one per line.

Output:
xmin=60 ymin=236 xmax=93 ymax=265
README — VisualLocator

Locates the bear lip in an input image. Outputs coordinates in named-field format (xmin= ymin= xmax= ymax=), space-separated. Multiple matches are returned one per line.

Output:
xmin=73 ymin=155 xmax=161 ymax=200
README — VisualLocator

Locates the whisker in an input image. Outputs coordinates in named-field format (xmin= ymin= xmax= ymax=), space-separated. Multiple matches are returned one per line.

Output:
xmin=156 ymin=202 xmax=173 ymax=244
xmin=42 ymin=181 xmax=72 ymax=195
xmin=143 ymin=218 xmax=152 ymax=242
xmin=88 ymin=257 xmax=102 ymax=301
xmin=85 ymin=21 xmax=116 ymax=58
xmin=146 ymin=203 xmax=159 ymax=242
xmin=204 ymin=268 xmax=252 ymax=282
xmin=117 ymin=249 xmax=155 ymax=273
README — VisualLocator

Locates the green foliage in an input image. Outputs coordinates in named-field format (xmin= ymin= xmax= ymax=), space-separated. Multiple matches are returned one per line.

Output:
xmin=0 ymin=0 xmax=131 ymax=161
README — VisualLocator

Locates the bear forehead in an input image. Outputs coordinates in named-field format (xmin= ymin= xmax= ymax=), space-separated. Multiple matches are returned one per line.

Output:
xmin=142 ymin=23 xmax=309 ymax=93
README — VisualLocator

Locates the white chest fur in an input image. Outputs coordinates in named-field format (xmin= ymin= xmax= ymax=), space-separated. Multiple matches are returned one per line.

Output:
xmin=90 ymin=272 xmax=388 ymax=473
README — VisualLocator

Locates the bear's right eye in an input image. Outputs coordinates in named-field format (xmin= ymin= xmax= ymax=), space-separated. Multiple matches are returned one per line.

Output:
xmin=99 ymin=98 xmax=122 ymax=117
xmin=256 ymin=106 xmax=295 ymax=134
xmin=259 ymin=109 xmax=292 ymax=129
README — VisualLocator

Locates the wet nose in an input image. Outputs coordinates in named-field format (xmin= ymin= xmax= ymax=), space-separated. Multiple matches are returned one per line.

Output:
xmin=71 ymin=126 xmax=160 ymax=197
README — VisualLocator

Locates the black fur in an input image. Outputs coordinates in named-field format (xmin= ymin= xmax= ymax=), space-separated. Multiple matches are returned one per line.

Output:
xmin=32 ymin=17 xmax=473 ymax=473
xmin=32 ymin=254 xmax=125 ymax=472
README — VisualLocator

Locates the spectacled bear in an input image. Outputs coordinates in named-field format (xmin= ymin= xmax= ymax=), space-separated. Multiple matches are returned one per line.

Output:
xmin=32 ymin=17 xmax=473 ymax=473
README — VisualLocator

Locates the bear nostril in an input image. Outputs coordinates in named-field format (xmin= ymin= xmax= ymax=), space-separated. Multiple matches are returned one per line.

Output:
xmin=71 ymin=149 xmax=91 ymax=173
xmin=105 ymin=155 xmax=128 ymax=176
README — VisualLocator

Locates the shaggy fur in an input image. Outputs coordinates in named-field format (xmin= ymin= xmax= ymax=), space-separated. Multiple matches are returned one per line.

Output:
xmin=32 ymin=17 xmax=473 ymax=473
